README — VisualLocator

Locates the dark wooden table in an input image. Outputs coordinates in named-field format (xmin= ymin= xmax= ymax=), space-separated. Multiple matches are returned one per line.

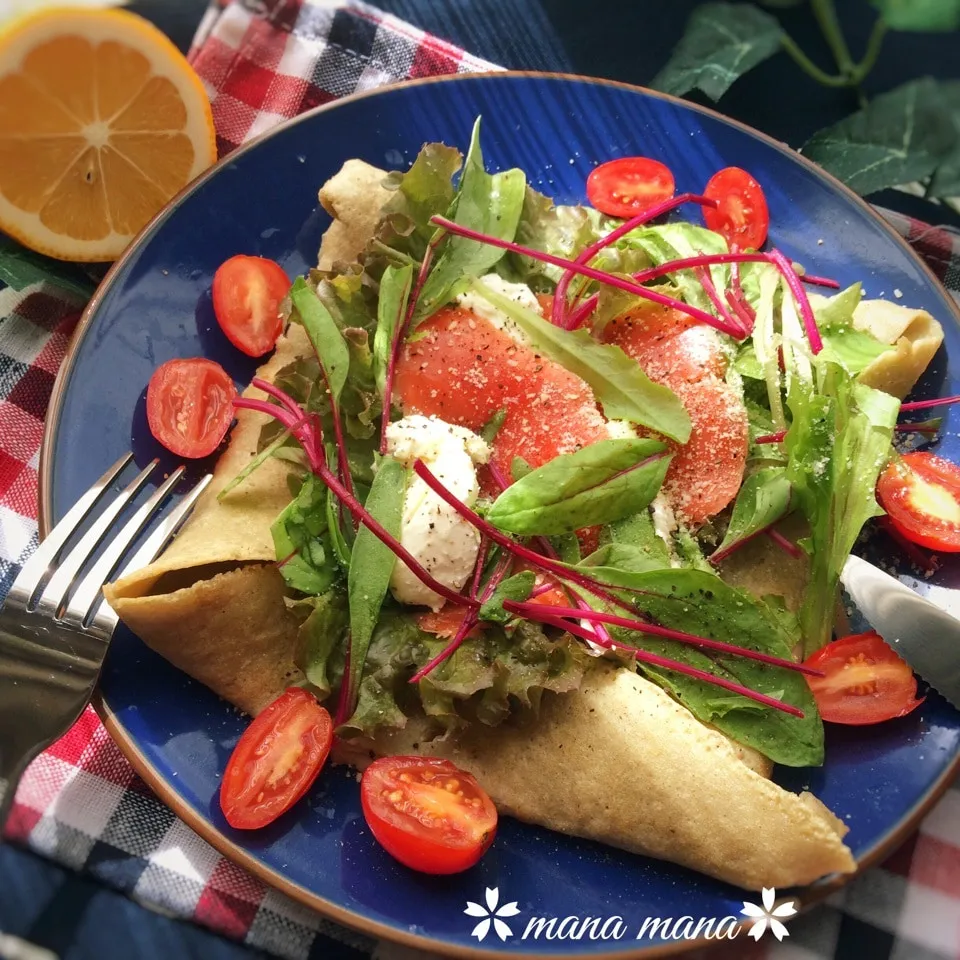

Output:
xmin=3 ymin=3 xmax=959 ymax=960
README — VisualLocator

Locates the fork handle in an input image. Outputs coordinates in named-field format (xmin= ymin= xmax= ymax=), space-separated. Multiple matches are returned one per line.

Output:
xmin=0 ymin=628 xmax=98 ymax=830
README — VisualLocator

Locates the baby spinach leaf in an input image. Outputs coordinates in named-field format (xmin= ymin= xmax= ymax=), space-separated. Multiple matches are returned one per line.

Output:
xmin=373 ymin=262 xmax=412 ymax=400
xmin=290 ymin=277 xmax=350 ymax=402
xmin=487 ymin=438 xmax=671 ymax=535
xmin=471 ymin=278 xmax=692 ymax=442
xmin=600 ymin=509 xmax=672 ymax=567
xmin=415 ymin=118 xmax=526 ymax=322
xmin=479 ymin=571 xmax=536 ymax=623
xmin=346 ymin=457 xmax=406 ymax=706
xmin=650 ymin=2 xmax=783 ymax=101
xmin=713 ymin=467 xmax=792 ymax=557
xmin=580 ymin=542 xmax=667 ymax=575
xmin=802 ymin=78 xmax=957 ymax=196
xmin=598 ymin=567 xmax=822 ymax=766
xmin=872 ymin=0 xmax=960 ymax=31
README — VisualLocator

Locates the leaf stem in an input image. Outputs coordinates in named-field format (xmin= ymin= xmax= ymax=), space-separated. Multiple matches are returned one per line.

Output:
xmin=811 ymin=0 xmax=855 ymax=79
xmin=851 ymin=17 xmax=888 ymax=85
xmin=779 ymin=32 xmax=849 ymax=88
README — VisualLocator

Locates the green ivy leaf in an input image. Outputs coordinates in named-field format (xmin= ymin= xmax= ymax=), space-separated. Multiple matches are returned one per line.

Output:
xmin=928 ymin=80 xmax=960 ymax=197
xmin=650 ymin=2 xmax=783 ymax=101
xmin=0 ymin=236 xmax=97 ymax=299
xmin=872 ymin=0 xmax=960 ymax=31
xmin=802 ymin=77 xmax=957 ymax=196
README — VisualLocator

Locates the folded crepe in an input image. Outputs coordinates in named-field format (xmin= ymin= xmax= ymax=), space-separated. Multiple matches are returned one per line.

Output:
xmin=105 ymin=159 xmax=868 ymax=892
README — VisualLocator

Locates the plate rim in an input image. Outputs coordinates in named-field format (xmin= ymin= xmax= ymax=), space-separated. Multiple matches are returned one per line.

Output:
xmin=38 ymin=69 xmax=960 ymax=958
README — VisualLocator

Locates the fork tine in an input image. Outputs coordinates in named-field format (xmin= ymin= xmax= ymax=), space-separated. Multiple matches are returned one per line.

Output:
xmin=60 ymin=466 xmax=187 ymax=629
xmin=94 ymin=473 xmax=213 ymax=633
xmin=34 ymin=460 xmax=158 ymax=618
xmin=7 ymin=453 xmax=133 ymax=609
xmin=115 ymin=473 xmax=213 ymax=580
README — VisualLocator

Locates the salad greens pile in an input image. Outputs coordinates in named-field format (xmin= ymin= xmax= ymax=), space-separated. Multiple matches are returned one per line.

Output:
xmin=226 ymin=119 xmax=903 ymax=770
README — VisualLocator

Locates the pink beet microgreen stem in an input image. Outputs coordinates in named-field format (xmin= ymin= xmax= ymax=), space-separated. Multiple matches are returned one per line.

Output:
xmin=799 ymin=273 xmax=840 ymax=289
xmin=768 ymin=248 xmax=823 ymax=354
xmin=755 ymin=430 xmax=787 ymax=444
xmin=507 ymin=603 xmax=805 ymax=718
xmin=429 ymin=215 xmax=745 ymax=338
xmin=900 ymin=395 xmax=960 ymax=412
xmin=551 ymin=193 xmax=717 ymax=329
xmin=506 ymin=601 xmax=821 ymax=677
xmin=696 ymin=265 xmax=745 ymax=337
xmin=409 ymin=549 xmax=513 ymax=683
xmin=379 ymin=230 xmax=447 ymax=454
xmin=415 ymin=459 xmax=640 ymax=615
xmin=725 ymin=289 xmax=756 ymax=334
xmin=235 ymin=393 xmax=476 ymax=610
xmin=894 ymin=421 xmax=940 ymax=435
xmin=486 ymin=460 xmax=611 ymax=645
xmin=766 ymin=528 xmax=803 ymax=559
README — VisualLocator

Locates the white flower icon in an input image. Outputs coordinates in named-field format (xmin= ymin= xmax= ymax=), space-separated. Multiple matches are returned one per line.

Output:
xmin=464 ymin=887 xmax=521 ymax=942
xmin=741 ymin=887 xmax=798 ymax=941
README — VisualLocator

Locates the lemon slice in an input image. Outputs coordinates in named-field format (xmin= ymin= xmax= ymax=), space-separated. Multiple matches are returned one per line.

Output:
xmin=0 ymin=8 xmax=217 ymax=261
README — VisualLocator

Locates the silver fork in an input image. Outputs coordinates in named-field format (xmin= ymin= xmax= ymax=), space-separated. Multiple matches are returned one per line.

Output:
xmin=0 ymin=454 xmax=211 ymax=827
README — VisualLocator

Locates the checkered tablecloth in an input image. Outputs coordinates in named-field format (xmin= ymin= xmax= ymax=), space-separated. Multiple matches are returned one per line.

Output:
xmin=0 ymin=2 xmax=959 ymax=958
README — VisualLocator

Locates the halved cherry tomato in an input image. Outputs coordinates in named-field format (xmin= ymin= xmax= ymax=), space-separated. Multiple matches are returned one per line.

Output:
xmin=361 ymin=756 xmax=497 ymax=874
xmin=703 ymin=167 xmax=769 ymax=251
xmin=803 ymin=632 xmax=924 ymax=725
xmin=877 ymin=452 xmax=960 ymax=552
xmin=220 ymin=688 xmax=333 ymax=830
xmin=146 ymin=357 xmax=237 ymax=459
xmin=586 ymin=157 xmax=675 ymax=219
xmin=212 ymin=255 xmax=290 ymax=357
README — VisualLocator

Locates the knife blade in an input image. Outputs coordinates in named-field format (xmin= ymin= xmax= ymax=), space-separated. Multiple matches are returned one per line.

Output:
xmin=840 ymin=554 xmax=960 ymax=710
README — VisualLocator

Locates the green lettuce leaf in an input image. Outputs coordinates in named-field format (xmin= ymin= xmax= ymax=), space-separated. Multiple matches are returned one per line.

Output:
xmin=292 ymin=591 xmax=349 ymax=696
xmin=786 ymin=368 xmax=899 ymax=654
xmin=271 ymin=475 xmax=340 ymax=595
xmin=506 ymin=185 xmax=609 ymax=289
xmin=289 ymin=278 xmax=350 ymax=402
xmin=373 ymin=263 xmax=413 ymax=400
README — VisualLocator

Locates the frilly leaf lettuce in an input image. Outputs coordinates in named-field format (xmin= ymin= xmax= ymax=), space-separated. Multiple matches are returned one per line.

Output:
xmin=338 ymin=614 xmax=587 ymax=738
xmin=507 ymin=185 xmax=610 ymax=288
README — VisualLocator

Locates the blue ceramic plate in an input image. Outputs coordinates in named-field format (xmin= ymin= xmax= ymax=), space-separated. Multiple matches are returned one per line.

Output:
xmin=41 ymin=74 xmax=960 ymax=957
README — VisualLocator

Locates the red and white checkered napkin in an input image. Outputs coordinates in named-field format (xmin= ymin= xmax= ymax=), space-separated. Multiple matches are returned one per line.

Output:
xmin=1 ymin=2 xmax=959 ymax=958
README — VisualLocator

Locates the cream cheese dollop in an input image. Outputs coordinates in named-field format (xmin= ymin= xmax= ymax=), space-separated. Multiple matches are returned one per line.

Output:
xmin=456 ymin=273 xmax=542 ymax=345
xmin=385 ymin=415 xmax=490 ymax=611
